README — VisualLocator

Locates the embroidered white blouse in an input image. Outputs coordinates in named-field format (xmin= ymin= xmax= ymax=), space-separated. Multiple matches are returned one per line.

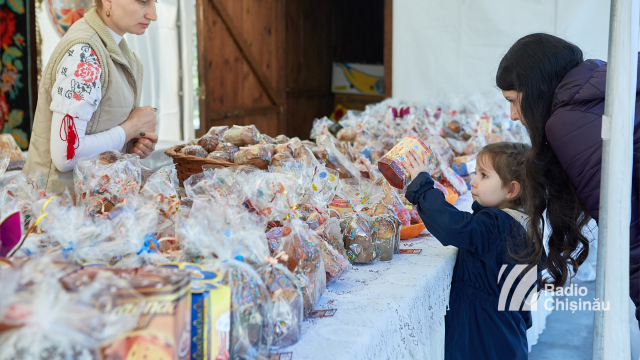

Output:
xmin=49 ymin=28 xmax=127 ymax=172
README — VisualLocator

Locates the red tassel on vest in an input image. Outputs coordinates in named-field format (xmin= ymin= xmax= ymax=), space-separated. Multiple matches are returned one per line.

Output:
xmin=60 ymin=114 xmax=79 ymax=160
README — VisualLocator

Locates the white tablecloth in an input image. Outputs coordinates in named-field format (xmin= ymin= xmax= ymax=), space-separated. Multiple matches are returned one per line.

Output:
xmin=284 ymin=192 xmax=551 ymax=359
xmin=282 ymin=233 xmax=458 ymax=360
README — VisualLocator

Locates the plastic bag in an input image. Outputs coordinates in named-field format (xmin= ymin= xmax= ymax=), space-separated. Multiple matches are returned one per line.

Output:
xmin=258 ymin=257 xmax=303 ymax=350
xmin=207 ymin=259 xmax=272 ymax=359
xmin=0 ymin=257 xmax=143 ymax=360
xmin=174 ymin=199 xmax=273 ymax=358
xmin=266 ymin=227 xmax=285 ymax=255
xmin=234 ymin=145 xmax=272 ymax=169
xmin=373 ymin=214 xmax=400 ymax=261
xmin=314 ymin=135 xmax=362 ymax=180
xmin=241 ymin=171 xmax=301 ymax=222
xmin=284 ymin=139 xmax=319 ymax=168
xmin=0 ymin=154 xmax=9 ymax=178
xmin=310 ymin=117 xmax=333 ymax=140
xmin=207 ymin=125 xmax=229 ymax=138
xmin=316 ymin=217 xmax=348 ymax=258
xmin=425 ymin=136 xmax=455 ymax=166
xmin=60 ymin=266 xmax=191 ymax=360
xmin=274 ymin=143 xmax=293 ymax=155
xmin=198 ymin=134 xmax=220 ymax=152
xmin=446 ymin=137 xmax=468 ymax=156
xmin=271 ymin=152 xmax=294 ymax=167
xmin=308 ymin=166 xmax=340 ymax=210
xmin=74 ymin=150 xmax=142 ymax=210
xmin=317 ymin=236 xmax=350 ymax=285
xmin=463 ymin=134 xmax=487 ymax=156
xmin=28 ymin=191 xmax=112 ymax=263
xmin=181 ymin=144 xmax=208 ymax=157
xmin=275 ymin=219 xmax=326 ymax=316
xmin=336 ymin=128 xmax=357 ymax=142
xmin=340 ymin=213 xmax=379 ymax=264
xmin=259 ymin=134 xmax=277 ymax=146
xmin=274 ymin=135 xmax=290 ymax=144
xmin=215 ymin=142 xmax=240 ymax=156
xmin=183 ymin=168 xmax=247 ymax=207
xmin=207 ymin=151 xmax=234 ymax=162
xmin=340 ymin=178 xmax=387 ymax=212
xmin=433 ymin=163 xmax=469 ymax=195
xmin=223 ymin=125 xmax=260 ymax=146
xmin=140 ymin=165 xmax=180 ymax=238
xmin=0 ymin=173 xmax=47 ymax=231
xmin=178 ymin=197 xmax=269 ymax=267
xmin=106 ymin=200 xmax=169 ymax=267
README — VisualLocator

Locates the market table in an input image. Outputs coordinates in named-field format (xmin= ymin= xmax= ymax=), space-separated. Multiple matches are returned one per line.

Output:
xmin=281 ymin=192 xmax=551 ymax=360
xmin=281 ymin=230 xmax=457 ymax=360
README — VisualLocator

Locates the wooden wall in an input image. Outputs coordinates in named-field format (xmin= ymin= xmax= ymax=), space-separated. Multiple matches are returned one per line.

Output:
xmin=195 ymin=0 xmax=285 ymax=137
xmin=284 ymin=0 xmax=336 ymax=140
xmin=196 ymin=0 xmax=385 ymax=140
xmin=285 ymin=0 xmax=385 ymax=139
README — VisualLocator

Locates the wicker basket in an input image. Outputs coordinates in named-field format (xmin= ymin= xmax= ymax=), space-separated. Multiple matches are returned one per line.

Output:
xmin=165 ymin=144 xmax=241 ymax=187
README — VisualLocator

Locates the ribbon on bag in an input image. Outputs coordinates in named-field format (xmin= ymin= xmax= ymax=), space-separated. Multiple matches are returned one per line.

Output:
xmin=21 ymin=196 xmax=58 ymax=241
xmin=137 ymin=233 xmax=160 ymax=254
xmin=264 ymin=251 xmax=289 ymax=266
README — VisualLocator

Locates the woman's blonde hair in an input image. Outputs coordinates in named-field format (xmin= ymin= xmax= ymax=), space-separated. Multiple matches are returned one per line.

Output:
xmin=94 ymin=0 xmax=103 ymax=9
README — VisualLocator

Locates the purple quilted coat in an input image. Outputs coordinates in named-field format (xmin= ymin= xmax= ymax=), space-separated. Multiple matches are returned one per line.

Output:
xmin=546 ymin=56 xmax=640 ymax=321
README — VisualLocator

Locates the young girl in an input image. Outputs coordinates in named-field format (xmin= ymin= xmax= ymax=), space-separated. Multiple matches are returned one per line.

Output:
xmin=403 ymin=142 xmax=541 ymax=360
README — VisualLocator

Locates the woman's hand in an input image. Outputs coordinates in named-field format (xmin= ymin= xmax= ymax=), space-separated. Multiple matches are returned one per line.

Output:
xmin=402 ymin=150 xmax=432 ymax=181
xmin=129 ymin=133 xmax=158 ymax=159
xmin=120 ymin=106 xmax=158 ymax=143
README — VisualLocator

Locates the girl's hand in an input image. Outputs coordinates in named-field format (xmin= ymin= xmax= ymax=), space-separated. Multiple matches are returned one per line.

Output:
xmin=402 ymin=150 xmax=432 ymax=180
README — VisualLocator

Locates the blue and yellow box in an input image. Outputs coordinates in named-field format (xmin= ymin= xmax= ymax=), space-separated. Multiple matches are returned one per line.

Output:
xmin=332 ymin=62 xmax=384 ymax=95
xmin=452 ymin=156 xmax=476 ymax=176
xmin=461 ymin=173 xmax=475 ymax=190
xmin=160 ymin=263 xmax=231 ymax=360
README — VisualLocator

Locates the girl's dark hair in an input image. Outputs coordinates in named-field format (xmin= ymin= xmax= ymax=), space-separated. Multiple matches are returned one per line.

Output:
xmin=476 ymin=142 xmax=530 ymax=210
xmin=496 ymin=33 xmax=591 ymax=290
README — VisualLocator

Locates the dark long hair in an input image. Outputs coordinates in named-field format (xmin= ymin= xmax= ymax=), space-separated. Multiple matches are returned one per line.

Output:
xmin=496 ymin=33 xmax=591 ymax=290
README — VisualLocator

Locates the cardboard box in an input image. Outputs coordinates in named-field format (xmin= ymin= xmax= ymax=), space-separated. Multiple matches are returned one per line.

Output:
xmin=332 ymin=62 xmax=384 ymax=95
xmin=334 ymin=93 xmax=385 ymax=111
xmin=452 ymin=159 xmax=476 ymax=176
xmin=461 ymin=173 xmax=475 ymax=190
xmin=61 ymin=267 xmax=193 ymax=360
xmin=159 ymin=263 xmax=231 ymax=360
xmin=477 ymin=115 xmax=493 ymax=136
xmin=378 ymin=136 xmax=436 ymax=189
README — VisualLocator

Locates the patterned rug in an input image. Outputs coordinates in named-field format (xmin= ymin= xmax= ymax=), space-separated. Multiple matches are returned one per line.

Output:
xmin=1 ymin=0 xmax=33 ymax=149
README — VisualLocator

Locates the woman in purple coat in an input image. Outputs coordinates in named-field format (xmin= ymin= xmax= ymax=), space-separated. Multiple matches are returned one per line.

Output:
xmin=496 ymin=33 xmax=640 ymax=323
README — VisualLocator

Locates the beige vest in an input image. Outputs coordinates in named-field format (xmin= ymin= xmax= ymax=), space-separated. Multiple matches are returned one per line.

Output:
xmin=23 ymin=7 xmax=143 ymax=194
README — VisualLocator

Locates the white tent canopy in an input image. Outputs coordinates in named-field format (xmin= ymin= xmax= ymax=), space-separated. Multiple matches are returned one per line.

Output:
xmin=392 ymin=0 xmax=633 ymax=100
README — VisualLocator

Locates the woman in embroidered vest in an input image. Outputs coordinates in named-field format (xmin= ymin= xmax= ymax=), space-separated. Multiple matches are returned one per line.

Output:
xmin=23 ymin=0 xmax=158 ymax=193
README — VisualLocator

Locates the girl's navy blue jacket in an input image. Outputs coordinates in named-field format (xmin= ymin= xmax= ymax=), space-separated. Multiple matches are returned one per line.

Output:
xmin=406 ymin=173 xmax=541 ymax=360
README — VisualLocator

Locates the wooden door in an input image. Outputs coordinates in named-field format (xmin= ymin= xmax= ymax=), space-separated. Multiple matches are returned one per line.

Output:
xmin=195 ymin=0 xmax=285 ymax=138
xmin=284 ymin=0 xmax=388 ymax=140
